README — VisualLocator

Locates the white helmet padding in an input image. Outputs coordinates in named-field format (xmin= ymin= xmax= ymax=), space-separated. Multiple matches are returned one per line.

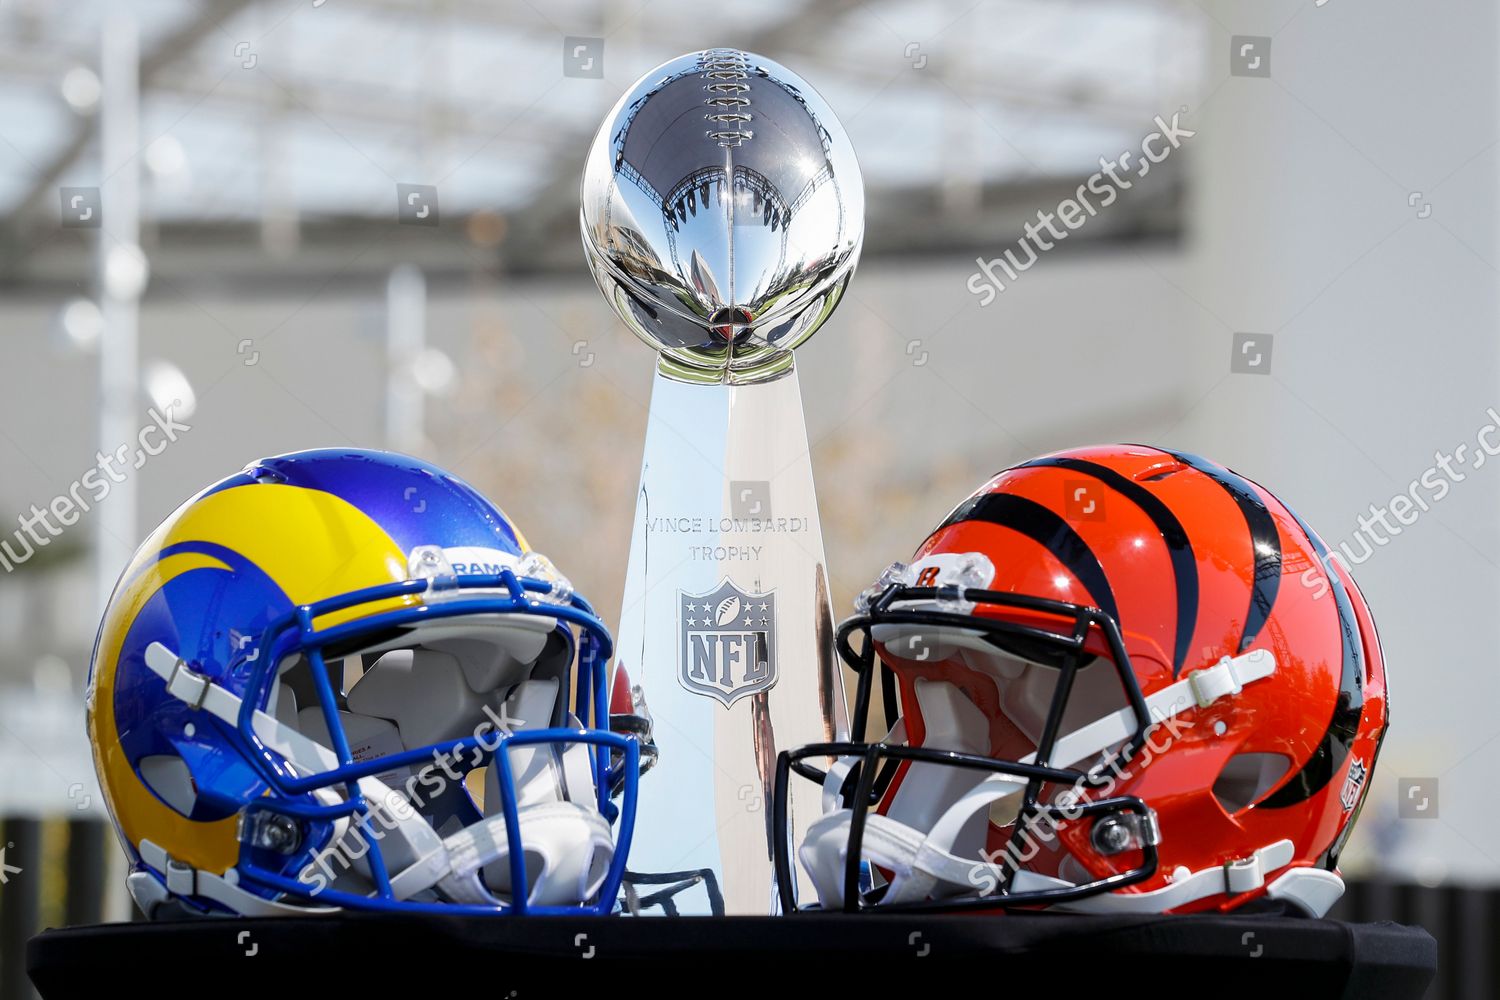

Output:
xmin=878 ymin=679 xmax=992 ymax=854
xmin=275 ymin=615 xmax=614 ymax=909
xmin=140 ymin=607 xmax=617 ymax=912
xmin=869 ymin=622 xmax=1129 ymax=752
xmin=801 ymin=619 xmax=1284 ymax=912
xmin=476 ymin=678 xmax=613 ymax=905
xmin=859 ymin=623 xmax=1130 ymax=847
xmin=801 ymin=675 xmax=1031 ymax=907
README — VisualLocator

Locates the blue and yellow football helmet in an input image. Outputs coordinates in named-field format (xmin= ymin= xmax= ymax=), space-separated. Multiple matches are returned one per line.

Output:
xmin=86 ymin=448 xmax=637 ymax=917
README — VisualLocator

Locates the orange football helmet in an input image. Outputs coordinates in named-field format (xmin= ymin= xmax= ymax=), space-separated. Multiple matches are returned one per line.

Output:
xmin=774 ymin=445 xmax=1388 ymax=916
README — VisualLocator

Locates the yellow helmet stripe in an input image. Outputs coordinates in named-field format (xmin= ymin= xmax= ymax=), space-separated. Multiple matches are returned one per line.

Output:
xmin=123 ymin=482 xmax=415 ymax=627
xmin=91 ymin=483 xmax=413 ymax=878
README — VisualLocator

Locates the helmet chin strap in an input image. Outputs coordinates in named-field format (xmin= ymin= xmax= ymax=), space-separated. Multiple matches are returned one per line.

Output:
xmin=1006 ymin=837 xmax=1346 ymax=916
xmin=141 ymin=641 xmax=613 ymax=911
xmin=800 ymin=785 xmax=1024 ymax=907
xmin=801 ymin=649 xmax=1280 ymax=911
xmin=424 ymin=800 xmax=614 ymax=906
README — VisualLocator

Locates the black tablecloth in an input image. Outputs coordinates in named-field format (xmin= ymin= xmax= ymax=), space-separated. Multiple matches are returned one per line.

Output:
xmin=29 ymin=911 xmax=1435 ymax=999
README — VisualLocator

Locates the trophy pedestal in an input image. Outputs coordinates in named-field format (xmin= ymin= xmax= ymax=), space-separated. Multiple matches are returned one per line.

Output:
xmin=29 ymin=913 xmax=1435 ymax=998
xmin=614 ymin=365 xmax=847 ymax=915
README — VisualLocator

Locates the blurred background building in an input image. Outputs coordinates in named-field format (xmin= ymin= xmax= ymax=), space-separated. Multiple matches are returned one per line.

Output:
xmin=0 ymin=0 xmax=1495 ymax=996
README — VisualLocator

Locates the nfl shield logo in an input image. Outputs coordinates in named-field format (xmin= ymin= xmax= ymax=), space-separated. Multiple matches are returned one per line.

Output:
xmin=678 ymin=579 xmax=778 ymax=708
xmin=1340 ymin=756 xmax=1368 ymax=812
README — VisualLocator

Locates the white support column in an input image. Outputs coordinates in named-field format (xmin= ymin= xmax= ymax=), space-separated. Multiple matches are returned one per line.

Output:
xmin=385 ymin=264 xmax=427 ymax=454
xmin=95 ymin=13 xmax=141 ymax=619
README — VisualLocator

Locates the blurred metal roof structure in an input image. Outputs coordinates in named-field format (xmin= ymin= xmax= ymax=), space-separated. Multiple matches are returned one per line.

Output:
xmin=0 ymin=0 xmax=1204 ymax=287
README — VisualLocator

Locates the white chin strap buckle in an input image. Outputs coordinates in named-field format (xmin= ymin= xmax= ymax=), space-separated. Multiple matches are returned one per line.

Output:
xmin=1225 ymin=852 xmax=1267 ymax=894
xmin=1188 ymin=656 xmax=1246 ymax=707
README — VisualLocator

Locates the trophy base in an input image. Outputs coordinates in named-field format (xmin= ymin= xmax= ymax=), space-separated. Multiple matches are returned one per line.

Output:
xmin=29 ymin=912 xmax=1433 ymax=998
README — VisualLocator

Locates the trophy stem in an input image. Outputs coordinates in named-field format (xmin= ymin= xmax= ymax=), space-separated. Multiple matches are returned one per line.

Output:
xmin=614 ymin=364 xmax=848 ymax=915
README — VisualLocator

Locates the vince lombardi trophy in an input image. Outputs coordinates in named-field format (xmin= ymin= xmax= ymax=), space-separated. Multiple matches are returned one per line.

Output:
xmin=581 ymin=49 xmax=862 ymax=914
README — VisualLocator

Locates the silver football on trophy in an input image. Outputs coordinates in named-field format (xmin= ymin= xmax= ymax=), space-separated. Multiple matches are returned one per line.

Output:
xmin=581 ymin=49 xmax=865 ymax=384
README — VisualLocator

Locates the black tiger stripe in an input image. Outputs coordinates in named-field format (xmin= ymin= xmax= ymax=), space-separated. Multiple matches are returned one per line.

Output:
xmin=1164 ymin=450 xmax=1281 ymax=654
xmin=1257 ymin=501 xmax=1365 ymax=811
xmin=1017 ymin=455 xmax=1199 ymax=677
xmin=937 ymin=492 xmax=1120 ymax=628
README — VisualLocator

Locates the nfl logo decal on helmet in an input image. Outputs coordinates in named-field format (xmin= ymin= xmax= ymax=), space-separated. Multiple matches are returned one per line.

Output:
xmin=1340 ymin=757 xmax=1368 ymax=813
xmin=86 ymin=449 xmax=641 ymax=918
xmin=678 ymin=579 xmax=778 ymax=708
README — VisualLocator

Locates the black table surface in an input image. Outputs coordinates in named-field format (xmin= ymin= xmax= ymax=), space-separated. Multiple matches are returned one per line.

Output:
xmin=29 ymin=910 xmax=1435 ymax=999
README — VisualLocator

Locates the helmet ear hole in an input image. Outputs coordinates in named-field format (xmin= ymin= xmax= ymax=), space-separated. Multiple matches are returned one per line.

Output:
xmin=139 ymin=754 xmax=198 ymax=816
xmin=1213 ymin=752 xmax=1292 ymax=814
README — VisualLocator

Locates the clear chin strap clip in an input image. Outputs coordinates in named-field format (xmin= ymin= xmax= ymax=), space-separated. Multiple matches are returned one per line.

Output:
xmin=932 ymin=552 xmax=994 ymax=614
xmin=517 ymin=551 xmax=574 ymax=606
xmin=854 ymin=561 xmax=917 ymax=613
xmin=407 ymin=545 xmax=459 ymax=593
